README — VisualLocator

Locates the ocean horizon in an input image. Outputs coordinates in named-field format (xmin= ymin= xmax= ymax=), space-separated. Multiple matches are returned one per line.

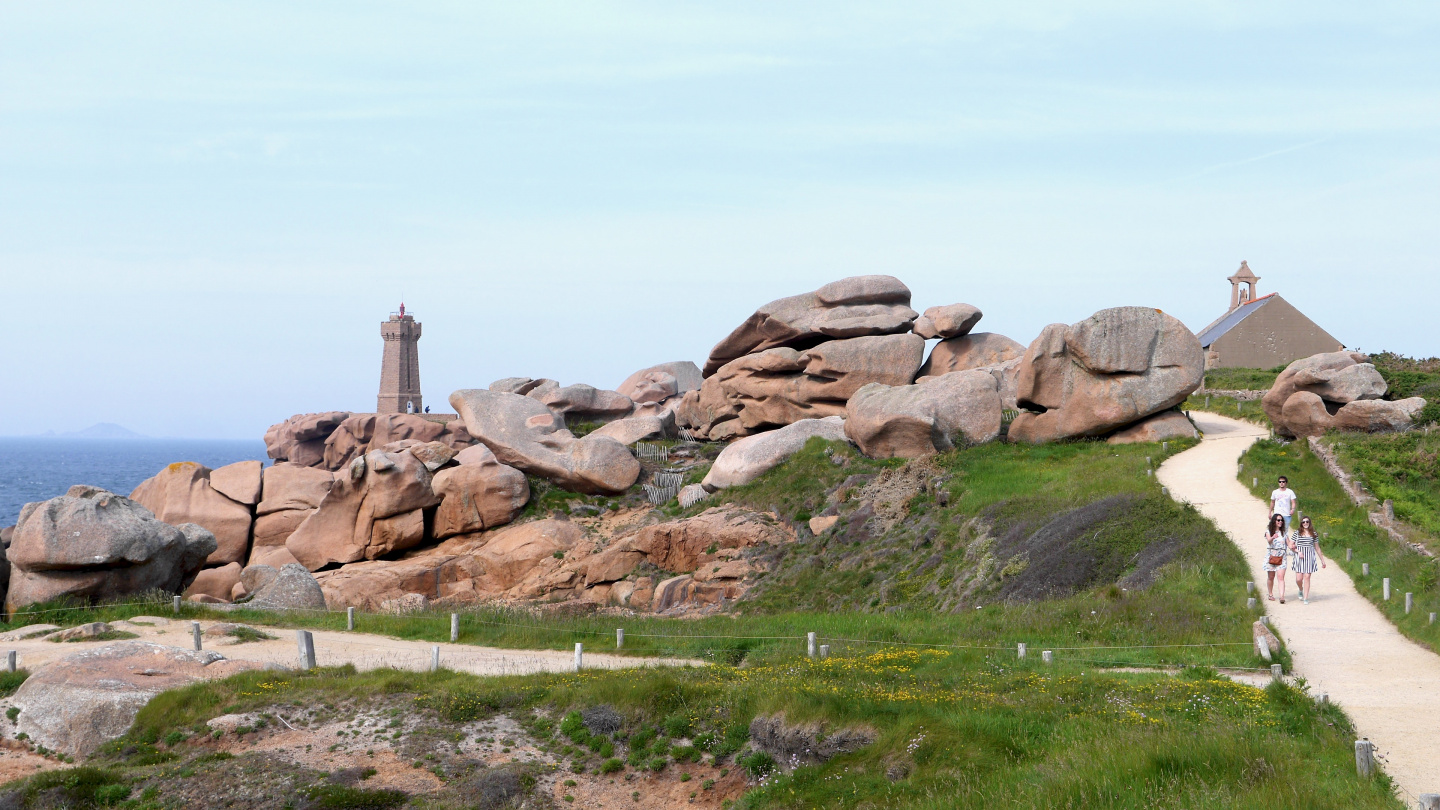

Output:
xmin=0 ymin=437 xmax=270 ymax=527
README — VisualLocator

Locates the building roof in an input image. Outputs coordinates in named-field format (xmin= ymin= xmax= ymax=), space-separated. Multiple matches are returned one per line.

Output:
xmin=1196 ymin=292 xmax=1278 ymax=348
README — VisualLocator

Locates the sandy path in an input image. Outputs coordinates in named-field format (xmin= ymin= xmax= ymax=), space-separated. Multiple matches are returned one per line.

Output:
xmin=1159 ymin=412 xmax=1440 ymax=797
xmin=0 ymin=619 xmax=698 ymax=677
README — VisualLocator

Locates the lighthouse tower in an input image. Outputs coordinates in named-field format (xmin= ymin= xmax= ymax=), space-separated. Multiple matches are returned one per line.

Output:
xmin=378 ymin=303 xmax=423 ymax=414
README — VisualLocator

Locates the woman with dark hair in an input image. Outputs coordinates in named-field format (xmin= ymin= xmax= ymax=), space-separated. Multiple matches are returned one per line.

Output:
xmin=1289 ymin=515 xmax=1327 ymax=604
xmin=1262 ymin=513 xmax=1288 ymax=603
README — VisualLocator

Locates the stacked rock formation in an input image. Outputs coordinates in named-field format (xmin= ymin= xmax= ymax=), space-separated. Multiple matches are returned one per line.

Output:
xmin=678 ymin=276 xmax=928 ymax=440
xmin=1008 ymin=307 xmax=1204 ymax=444
xmin=1262 ymin=351 xmax=1428 ymax=438
xmin=264 ymin=412 xmax=476 ymax=472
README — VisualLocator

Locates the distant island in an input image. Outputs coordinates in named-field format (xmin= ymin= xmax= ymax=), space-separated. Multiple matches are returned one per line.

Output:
xmin=34 ymin=422 xmax=149 ymax=439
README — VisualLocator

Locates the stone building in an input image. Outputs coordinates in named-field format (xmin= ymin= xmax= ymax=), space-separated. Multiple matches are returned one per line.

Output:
xmin=378 ymin=303 xmax=423 ymax=414
xmin=1195 ymin=262 xmax=1343 ymax=369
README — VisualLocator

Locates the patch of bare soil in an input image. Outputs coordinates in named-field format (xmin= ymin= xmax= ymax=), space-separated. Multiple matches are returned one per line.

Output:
xmin=0 ymin=740 xmax=58 ymax=785
xmin=551 ymin=763 xmax=747 ymax=809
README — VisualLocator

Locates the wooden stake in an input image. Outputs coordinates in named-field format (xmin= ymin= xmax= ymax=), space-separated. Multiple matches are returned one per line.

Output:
xmin=807 ymin=632 xmax=817 ymax=658
xmin=1017 ymin=643 xmax=1027 ymax=659
xmin=297 ymin=630 xmax=316 ymax=670
xmin=192 ymin=621 xmax=202 ymax=651
xmin=173 ymin=595 xmax=182 ymax=614
xmin=1041 ymin=650 xmax=1053 ymax=664
xmin=6 ymin=651 xmax=14 ymax=673
xmin=574 ymin=643 xmax=583 ymax=672
xmin=1406 ymin=593 xmax=1413 ymax=614
xmin=346 ymin=607 xmax=355 ymax=631
xmin=1270 ymin=664 xmax=1283 ymax=680
xmin=431 ymin=646 xmax=440 ymax=673
xmin=616 ymin=628 xmax=624 ymax=648
xmin=1383 ymin=578 xmax=1391 ymax=600
xmin=1355 ymin=739 xmax=1375 ymax=777
xmin=819 ymin=645 xmax=830 ymax=659
xmin=450 ymin=613 xmax=459 ymax=643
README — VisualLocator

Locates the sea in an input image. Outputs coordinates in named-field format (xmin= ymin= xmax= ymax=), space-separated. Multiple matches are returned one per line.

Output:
xmin=0 ymin=438 xmax=270 ymax=527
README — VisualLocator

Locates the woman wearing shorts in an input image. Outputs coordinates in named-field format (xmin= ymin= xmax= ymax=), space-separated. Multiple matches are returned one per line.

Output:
xmin=1262 ymin=513 xmax=1288 ymax=603
xmin=1288 ymin=516 xmax=1327 ymax=604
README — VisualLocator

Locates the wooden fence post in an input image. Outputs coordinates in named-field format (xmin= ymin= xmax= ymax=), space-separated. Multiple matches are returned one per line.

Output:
xmin=297 ymin=630 xmax=316 ymax=670
xmin=1041 ymin=650 xmax=1053 ymax=664
xmin=616 ymin=629 xmax=624 ymax=648
xmin=6 ymin=651 xmax=14 ymax=673
xmin=1017 ymin=643 xmax=1027 ymax=659
xmin=1355 ymin=739 xmax=1375 ymax=777
xmin=574 ymin=643 xmax=583 ymax=672
xmin=1362 ymin=563 xmax=1370 ymax=577
xmin=1270 ymin=664 xmax=1283 ymax=680
xmin=430 ymin=646 xmax=440 ymax=672
xmin=173 ymin=595 xmax=181 ymax=614
xmin=819 ymin=645 xmax=830 ymax=659
xmin=1383 ymin=578 xmax=1391 ymax=600
xmin=192 ymin=621 xmax=202 ymax=651
xmin=807 ymin=632 xmax=817 ymax=658
xmin=1416 ymin=793 xmax=1440 ymax=810
xmin=450 ymin=614 xmax=459 ymax=643
xmin=1405 ymin=593 xmax=1413 ymax=614
xmin=346 ymin=607 xmax=355 ymax=631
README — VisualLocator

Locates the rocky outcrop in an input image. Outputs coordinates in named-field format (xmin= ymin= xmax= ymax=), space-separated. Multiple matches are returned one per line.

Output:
xmin=11 ymin=642 xmax=263 ymax=756
xmin=1262 ymin=352 xmax=1427 ymax=438
xmin=449 ymin=388 xmax=641 ymax=494
xmin=245 ymin=562 xmax=327 ymax=610
xmin=208 ymin=460 xmax=263 ymax=506
xmin=702 ymin=276 xmax=919 ymax=376
xmin=251 ymin=463 xmax=333 ymax=570
xmin=130 ymin=462 xmax=253 ymax=566
xmin=917 ymin=332 xmax=1026 ymax=379
xmin=532 ymin=384 xmax=635 ymax=425
xmin=315 ymin=519 xmax=584 ymax=609
xmin=1106 ymin=410 xmax=1198 ymax=445
xmin=431 ymin=459 xmax=529 ymax=539
xmin=1008 ymin=307 xmax=1204 ymax=443
xmin=680 ymin=334 xmax=924 ymax=439
xmin=185 ymin=561 xmax=243 ymax=601
xmin=912 ymin=303 xmax=982 ymax=340
xmin=702 ymin=417 xmax=849 ymax=491
xmin=286 ymin=448 xmax=442 ymax=570
xmin=844 ymin=370 xmax=1002 ymax=458
xmin=7 ymin=486 xmax=215 ymax=611
xmin=315 ymin=508 xmax=784 ymax=614
xmin=616 ymin=361 xmax=703 ymax=404
xmin=264 ymin=411 xmax=474 ymax=472
xmin=589 ymin=413 xmax=672 ymax=445
xmin=263 ymin=411 xmax=351 ymax=468
xmin=322 ymin=413 xmax=474 ymax=471
xmin=490 ymin=377 xmax=560 ymax=396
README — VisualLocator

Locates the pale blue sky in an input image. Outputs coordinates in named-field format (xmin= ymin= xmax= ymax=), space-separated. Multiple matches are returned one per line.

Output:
xmin=2 ymin=2 xmax=1437 ymax=438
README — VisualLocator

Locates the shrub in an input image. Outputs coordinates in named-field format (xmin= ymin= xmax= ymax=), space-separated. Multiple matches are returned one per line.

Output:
xmin=662 ymin=713 xmax=691 ymax=738
xmin=648 ymin=757 xmax=668 ymax=772
xmin=163 ymin=730 xmax=186 ymax=747
xmin=303 ymin=784 xmax=408 ymax=809
xmin=739 ymin=751 xmax=775 ymax=778
xmin=599 ymin=758 xmax=625 ymax=774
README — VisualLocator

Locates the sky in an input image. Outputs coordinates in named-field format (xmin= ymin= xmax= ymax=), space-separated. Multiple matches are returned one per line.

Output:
xmin=1 ymin=2 xmax=1437 ymax=439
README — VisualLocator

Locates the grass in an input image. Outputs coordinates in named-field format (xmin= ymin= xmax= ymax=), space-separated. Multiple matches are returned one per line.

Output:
xmin=1182 ymin=391 xmax=1273 ymax=430
xmin=105 ymin=652 xmax=1399 ymax=810
xmin=1238 ymin=438 xmax=1440 ymax=651
xmin=1327 ymin=429 xmax=1440 ymax=541
xmin=0 ymin=670 xmax=29 ymax=698
xmin=52 ymin=630 xmax=140 ymax=643
xmin=1203 ymin=367 xmax=1283 ymax=391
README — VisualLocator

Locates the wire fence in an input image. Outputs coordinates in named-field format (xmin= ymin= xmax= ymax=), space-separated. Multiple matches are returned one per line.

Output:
xmin=0 ymin=595 xmax=1272 ymax=674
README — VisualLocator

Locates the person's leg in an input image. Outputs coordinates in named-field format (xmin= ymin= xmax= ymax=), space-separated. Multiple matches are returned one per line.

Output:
xmin=1277 ymin=571 xmax=1286 ymax=601
xmin=1302 ymin=573 xmax=1312 ymax=601
xmin=1266 ymin=570 xmax=1275 ymax=599
xmin=1282 ymin=514 xmax=1293 ymax=534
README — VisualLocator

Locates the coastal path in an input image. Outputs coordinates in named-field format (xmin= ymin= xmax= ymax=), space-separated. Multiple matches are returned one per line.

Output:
xmin=1159 ymin=411 xmax=1440 ymax=799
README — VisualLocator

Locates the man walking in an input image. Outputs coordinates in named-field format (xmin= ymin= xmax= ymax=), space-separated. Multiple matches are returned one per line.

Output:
xmin=1270 ymin=476 xmax=1299 ymax=533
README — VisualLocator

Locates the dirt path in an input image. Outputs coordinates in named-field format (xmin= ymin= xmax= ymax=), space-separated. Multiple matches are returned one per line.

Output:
xmin=0 ymin=619 xmax=698 ymax=677
xmin=1159 ymin=412 xmax=1440 ymax=797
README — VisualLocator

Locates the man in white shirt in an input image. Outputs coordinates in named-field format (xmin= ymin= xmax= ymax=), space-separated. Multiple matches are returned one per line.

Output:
xmin=1270 ymin=476 xmax=1299 ymax=533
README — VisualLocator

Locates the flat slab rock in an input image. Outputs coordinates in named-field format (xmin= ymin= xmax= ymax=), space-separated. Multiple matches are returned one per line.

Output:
xmin=11 ymin=641 xmax=267 ymax=757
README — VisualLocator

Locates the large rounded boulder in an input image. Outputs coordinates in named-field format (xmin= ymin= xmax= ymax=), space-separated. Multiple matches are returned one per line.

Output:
xmin=1008 ymin=307 xmax=1204 ymax=443
xmin=7 ymin=486 xmax=216 ymax=611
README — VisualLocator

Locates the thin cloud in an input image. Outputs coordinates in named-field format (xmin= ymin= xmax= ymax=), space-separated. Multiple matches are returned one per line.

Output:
xmin=1176 ymin=136 xmax=1332 ymax=181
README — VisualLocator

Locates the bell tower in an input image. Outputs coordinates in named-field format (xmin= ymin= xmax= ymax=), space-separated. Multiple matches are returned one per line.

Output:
xmin=378 ymin=303 xmax=422 ymax=414
xmin=1227 ymin=261 xmax=1260 ymax=312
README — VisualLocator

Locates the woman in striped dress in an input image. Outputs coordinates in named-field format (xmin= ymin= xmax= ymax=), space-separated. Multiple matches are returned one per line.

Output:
xmin=1288 ymin=516 xmax=1327 ymax=604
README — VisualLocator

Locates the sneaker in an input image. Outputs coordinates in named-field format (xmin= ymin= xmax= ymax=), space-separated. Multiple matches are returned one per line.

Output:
xmin=1302 ymin=598 xmax=1309 ymax=605
xmin=1279 ymin=599 xmax=1285 ymax=604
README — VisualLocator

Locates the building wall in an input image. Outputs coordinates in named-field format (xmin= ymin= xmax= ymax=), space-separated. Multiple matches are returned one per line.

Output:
xmin=378 ymin=317 xmax=423 ymax=413
xmin=1208 ymin=296 xmax=1342 ymax=369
